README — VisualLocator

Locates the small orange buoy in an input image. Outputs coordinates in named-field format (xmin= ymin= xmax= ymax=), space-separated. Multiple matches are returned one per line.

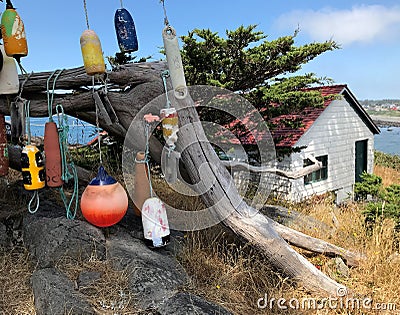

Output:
xmin=0 ymin=0 xmax=28 ymax=60
xmin=80 ymin=166 xmax=128 ymax=227
xmin=0 ymin=114 xmax=9 ymax=177
xmin=133 ymin=151 xmax=150 ymax=216
xmin=80 ymin=29 xmax=106 ymax=76
xmin=44 ymin=121 xmax=63 ymax=187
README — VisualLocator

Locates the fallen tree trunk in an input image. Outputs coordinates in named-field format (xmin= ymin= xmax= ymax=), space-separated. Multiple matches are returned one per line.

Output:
xmin=0 ymin=62 xmax=361 ymax=296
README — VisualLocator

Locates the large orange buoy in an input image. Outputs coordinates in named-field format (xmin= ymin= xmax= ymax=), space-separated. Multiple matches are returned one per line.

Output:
xmin=44 ymin=121 xmax=63 ymax=187
xmin=0 ymin=0 xmax=28 ymax=60
xmin=80 ymin=166 xmax=128 ymax=227
xmin=0 ymin=114 xmax=9 ymax=177
xmin=133 ymin=151 xmax=150 ymax=216
xmin=80 ymin=29 xmax=106 ymax=76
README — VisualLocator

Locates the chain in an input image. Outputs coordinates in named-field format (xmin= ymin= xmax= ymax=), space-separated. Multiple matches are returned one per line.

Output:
xmin=144 ymin=122 xmax=154 ymax=197
xmin=161 ymin=70 xmax=171 ymax=109
xmin=83 ymin=0 xmax=90 ymax=29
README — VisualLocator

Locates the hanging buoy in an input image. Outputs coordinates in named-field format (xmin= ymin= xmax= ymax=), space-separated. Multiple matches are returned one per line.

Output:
xmin=142 ymin=197 xmax=170 ymax=248
xmin=162 ymin=25 xmax=187 ymax=99
xmin=0 ymin=45 xmax=19 ymax=94
xmin=133 ymin=151 xmax=150 ymax=216
xmin=80 ymin=29 xmax=106 ymax=76
xmin=0 ymin=0 xmax=28 ymax=60
xmin=80 ymin=165 xmax=128 ymax=227
xmin=44 ymin=121 xmax=63 ymax=187
xmin=21 ymin=145 xmax=46 ymax=190
xmin=160 ymin=107 xmax=179 ymax=147
xmin=0 ymin=114 xmax=9 ymax=177
xmin=114 ymin=8 xmax=138 ymax=53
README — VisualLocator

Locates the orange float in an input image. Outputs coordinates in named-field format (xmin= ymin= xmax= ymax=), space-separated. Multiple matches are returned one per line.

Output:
xmin=80 ymin=165 xmax=128 ymax=227
xmin=44 ymin=121 xmax=63 ymax=187
xmin=1 ymin=0 xmax=28 ymax=60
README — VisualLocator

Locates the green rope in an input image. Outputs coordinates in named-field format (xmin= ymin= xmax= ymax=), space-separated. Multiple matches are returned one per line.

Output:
xmin=161 ymin=70 xmax=171 ymax=109
xmin=46 ymin=69 xmax=64 ymax=121
xmin=56 ymin=104 xmax=79 ymax=219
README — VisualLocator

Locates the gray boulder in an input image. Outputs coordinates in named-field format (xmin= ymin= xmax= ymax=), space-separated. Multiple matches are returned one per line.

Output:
xmin=24 ymin=216 xmax=106 ymax=268
xmin=31 ymin=267 xmax=95 ymax=315
xmin=158 ymin=292 xmax=233 ymax=315
xmin=107 ymin=229 xmax=188 ymax=309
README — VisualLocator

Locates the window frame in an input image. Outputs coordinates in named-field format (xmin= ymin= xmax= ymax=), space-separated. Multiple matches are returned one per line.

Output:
xmin=304 ymin=155 xmax=328 ymax=185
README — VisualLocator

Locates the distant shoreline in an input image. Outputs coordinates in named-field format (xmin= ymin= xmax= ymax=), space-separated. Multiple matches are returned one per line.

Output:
xmin=370 ymin=115 xmax=400 ymax=127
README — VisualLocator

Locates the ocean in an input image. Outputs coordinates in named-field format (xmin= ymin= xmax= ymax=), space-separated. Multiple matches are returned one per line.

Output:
xmin=375 ymin=126 xmax=400 ymax=156
xmin=6 ymin=116 xmax=95 ymax=145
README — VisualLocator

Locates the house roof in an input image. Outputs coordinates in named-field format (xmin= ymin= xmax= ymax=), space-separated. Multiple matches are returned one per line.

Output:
xmin=227 ymin=84 xmax=380 ymax=148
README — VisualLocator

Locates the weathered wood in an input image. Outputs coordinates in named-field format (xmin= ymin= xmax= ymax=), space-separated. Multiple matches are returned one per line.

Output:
xmin=175 ymin=94 xmax=348 ymax=296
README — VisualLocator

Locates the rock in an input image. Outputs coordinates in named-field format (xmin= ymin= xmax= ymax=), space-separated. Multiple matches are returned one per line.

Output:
xmin=0 ymin=221 xmax=9 ymax=247
xmin=107 ymin=229 xmax=188 ymax=309
xmin=77 ymin=270 xmax=103 ymax=288
xmin=24 ymin=217 xmax=106 ymax=268
xmin=330 ymin=257 xmax=350 ymax=278
xmin=158 ymin=292 xmax=233 ymax=315
xmin=31 ymin=267 xmax=95 ymax=315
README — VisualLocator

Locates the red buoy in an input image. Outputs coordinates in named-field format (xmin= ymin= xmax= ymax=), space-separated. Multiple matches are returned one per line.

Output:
xmin=80 ymin=166 xmax=128 ymax=227
xmin=44 ymin=121 xmax=63 ymax=187
xmin=0 ymin=114 xmax=9 ymax=176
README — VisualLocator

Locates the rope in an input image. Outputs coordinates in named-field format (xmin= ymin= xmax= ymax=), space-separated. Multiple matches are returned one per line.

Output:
xmin=120 ymin=0 xmax=124 ymax=8
xmin=28 ymin=190 xmax=40 ymax=214
xmin=161 ymin=70 xmax=171 ymax=109
xmin=92 ymin=76 xmax=103 ymax=164
xmin=46 ymin=69 xmax=64 ymax=121
xmin=160 ymin=0 xmax=169 ymax=26
xmin=56 ymin=104 xmax=79 ymax=219
xmin=83 ymin=0 xmax=90 ymax=29
xmin=24 ymin=99 xmax=31 ymax=144
xmin=144 ymin=122 xmax=154 ymax=197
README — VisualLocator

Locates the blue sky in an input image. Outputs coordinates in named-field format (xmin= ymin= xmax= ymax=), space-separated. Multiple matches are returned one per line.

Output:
xmin=11 ymin=0 xmax=400 ymax=100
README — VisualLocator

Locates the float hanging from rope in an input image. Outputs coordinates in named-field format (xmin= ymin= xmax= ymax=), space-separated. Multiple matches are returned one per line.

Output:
xmin=0 ymin=45 xmax=19 ymax=95
xmin=0 ymin=0 xmax=28 ymax=61
xmin=160 ymin=70 xmax=179 ymax=184
xmin=0 ymin=113 xmax=9 ymax=177
xmin=80 ymin=165 xmax=128 ymax=227
xmin=141 ymin=114 xmax=170 ymax=248
xmin=114 ymin=4 xmax=138 ymax=53
xmin=162 ymin=25 xmax=187 ymax=99
xmin=44 ymin=70 xmax=63 ymax=188
xmin=80 ymin=0 xmax=105 ymax=76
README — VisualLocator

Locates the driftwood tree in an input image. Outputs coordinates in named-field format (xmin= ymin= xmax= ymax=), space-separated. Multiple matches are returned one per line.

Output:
xmin=0 ymin=61 xmax=363 ymax=297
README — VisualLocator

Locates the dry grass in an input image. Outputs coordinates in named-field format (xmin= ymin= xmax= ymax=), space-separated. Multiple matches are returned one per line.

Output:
xmin=374 ymin=164 xmax=400 ymax=186
xmin=0 ymin=247 xmax=36 ymax=314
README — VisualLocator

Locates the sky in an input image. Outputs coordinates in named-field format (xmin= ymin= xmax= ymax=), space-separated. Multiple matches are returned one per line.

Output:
xmin=8 ymin=0 xmax=400 ymax=100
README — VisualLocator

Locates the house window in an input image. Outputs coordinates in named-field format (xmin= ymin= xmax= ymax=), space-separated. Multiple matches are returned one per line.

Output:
xmin=304 ymin=155 xmax=328 ymax=184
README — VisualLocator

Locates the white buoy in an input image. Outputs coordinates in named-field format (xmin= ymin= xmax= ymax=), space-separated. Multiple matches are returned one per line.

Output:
xmin=0 ymin=45 xmax=19 ymax=95
xmin=162 ymin=25 xmax=187 ymax=99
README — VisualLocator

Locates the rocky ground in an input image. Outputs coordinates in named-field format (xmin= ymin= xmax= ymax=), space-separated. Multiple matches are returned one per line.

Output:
xmin=0 ymin=184 xmax=232 ymax=315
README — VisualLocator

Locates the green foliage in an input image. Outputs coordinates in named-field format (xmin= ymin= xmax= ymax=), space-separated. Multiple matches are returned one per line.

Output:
xmin=354 ymin=172 xmax=383 ymax=200
xmin=356 ymin=172 xmax=400 ymax=228
xmin=180 ymin=24 xmax=340 ymax=151
xmin=375 ymin=151 xmax=400 ymax=171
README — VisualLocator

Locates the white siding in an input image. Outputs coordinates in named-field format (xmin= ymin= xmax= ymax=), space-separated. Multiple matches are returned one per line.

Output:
xmin=287 ymin=97 xmax=375 ymax=203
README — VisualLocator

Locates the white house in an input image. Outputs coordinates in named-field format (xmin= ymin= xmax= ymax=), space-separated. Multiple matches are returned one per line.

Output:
xmin=228 ymin=84 xmax=380 ymax=203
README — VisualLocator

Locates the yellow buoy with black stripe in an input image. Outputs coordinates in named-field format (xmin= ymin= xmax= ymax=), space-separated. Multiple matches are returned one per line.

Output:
xmin=21 ymin=145 xmax=45 ymax=190
xmin=80 ymin=29 xmax=105 ymax=76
